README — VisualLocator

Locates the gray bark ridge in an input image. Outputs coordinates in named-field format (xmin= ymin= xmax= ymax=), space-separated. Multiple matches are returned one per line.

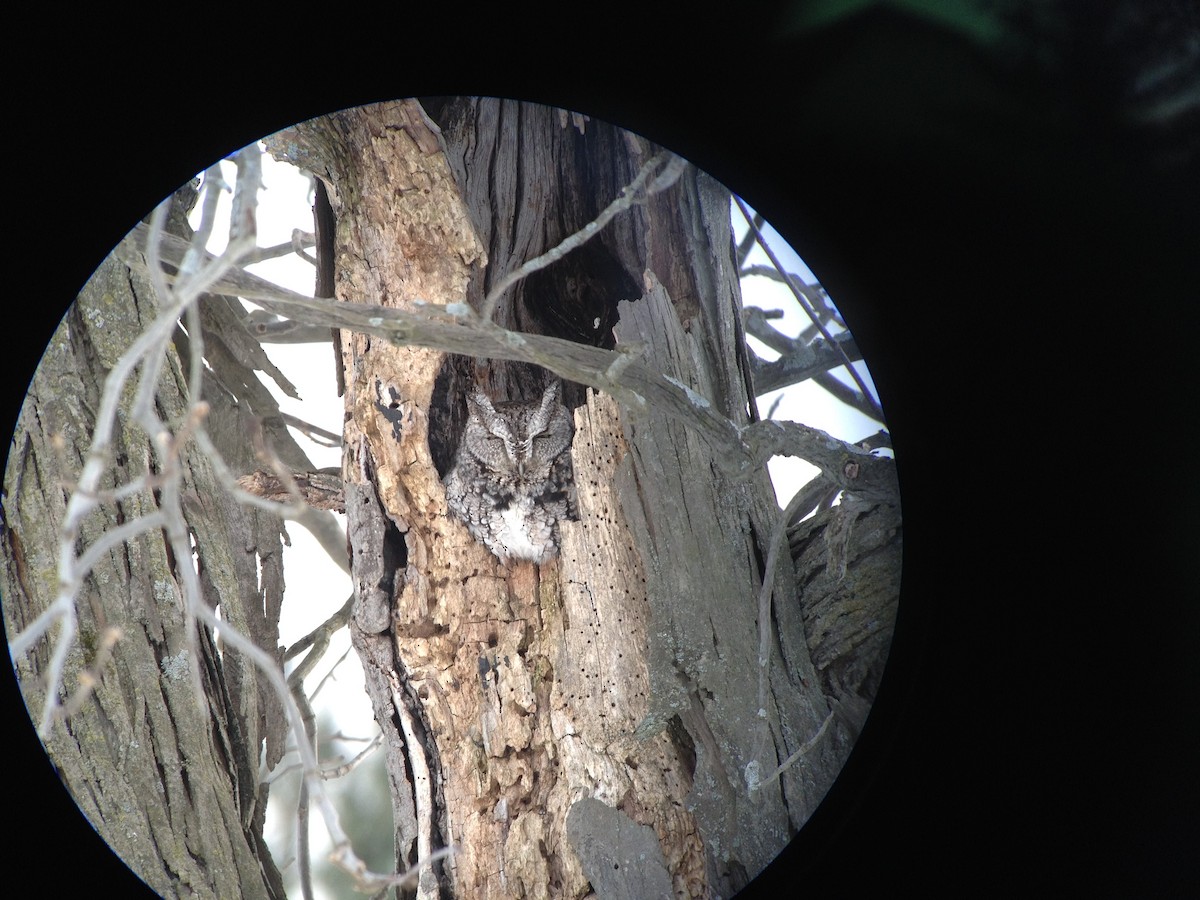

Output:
xmin=3 ymin=246 xmax=288 ymax=899
xmin=565 ymin=798 xmax=674 ymax=900
xmin=615 ymin=278 xmax=834 ymax=888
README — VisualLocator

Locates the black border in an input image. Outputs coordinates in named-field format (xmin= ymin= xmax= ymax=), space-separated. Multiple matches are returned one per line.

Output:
xmin=7 ymin=7 xmax=1198 ymax=897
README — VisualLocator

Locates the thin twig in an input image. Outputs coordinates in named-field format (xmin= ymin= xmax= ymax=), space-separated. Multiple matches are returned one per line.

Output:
xmin=751 ymin=708 xmax=835 ymax=793
xmin=60 ymin=625 xmax=124 ymax=719
xmin=735 ymin=210 xmax=765 ymax=267
xmin=478 ymin=151 xmax=687 ymax=321
xmin=119 ymin=225 xmax=899 ymax=496
xmin=240 ymin=232 xmax=316 ymax=266
xmin=285 ymin=594 xmax=355 ymax=667
xmin=756 ymin=484 xmax=822 ymax=717
xmin=740 ymin=264 xmax=840 ymax=325
xmin=734 ymin=197 xmax=884 ymax=420
xmin=281 ymin=413 xmax=342 ymax=447
xmin=812 ymin=370 xmax=881 ymax=422
xmin=190 ymin=425 xmax=310 ymax=519
xmin=10 ymin=148 xmax=393 ymax=890
xmin=71 ymin=512 xmax=167 ymax=581
xmin=7 ymin=145 xmax=447 ymax=898
xmin=310 ymin=645 xmax=354 ymax=702
xmin=319 ymin=733 xmax=383 ymax=779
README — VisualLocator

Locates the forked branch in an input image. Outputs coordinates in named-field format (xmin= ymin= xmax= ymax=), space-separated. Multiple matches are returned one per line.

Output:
xmin=117 ymin=225 xmax=898 ymax=500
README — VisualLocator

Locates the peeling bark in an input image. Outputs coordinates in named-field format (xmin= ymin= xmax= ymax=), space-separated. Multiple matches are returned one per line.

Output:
xmin=264 ymin=98 xmax=898 ymax=900
xmin=1 ymin=196 xmax=292 ymax=899
xmin=790 ymin=497 xmax=902 ymax=740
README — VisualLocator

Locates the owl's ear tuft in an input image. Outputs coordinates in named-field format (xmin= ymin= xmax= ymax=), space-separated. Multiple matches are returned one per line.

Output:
xmin=467 ymin=391 xmax=495 ymax=417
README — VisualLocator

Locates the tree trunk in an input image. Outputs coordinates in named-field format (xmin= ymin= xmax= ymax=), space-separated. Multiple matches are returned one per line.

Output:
xmin=273 ymin=98 xmax=863 ymax=899
xmin=1 ymin=189 xmax=297 ymax=898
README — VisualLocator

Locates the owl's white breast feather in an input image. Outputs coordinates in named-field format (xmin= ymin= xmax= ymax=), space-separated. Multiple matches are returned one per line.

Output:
xmin=496 ymin=501 xmax=549 ymax=562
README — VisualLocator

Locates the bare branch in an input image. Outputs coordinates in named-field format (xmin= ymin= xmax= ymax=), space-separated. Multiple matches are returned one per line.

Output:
xmin=285 ymin=594 xmax=355 ymax=671
xmin=756 ymin=483 xmax=824 ymax=716
xmin=740 ymin=264 xmax=841 ymax=325
xmin=238 ymin=469 xmax=345 ymax=511
xmin=295 ymin=506 xmax=351 ymax=574
xmin=240 ymin=230 xmax=316 ymax=267
xmin=857 ymin=429 xmax=893 ymax=452
xmin=812 ymin=370 xmax=882 ymax=422
xmin=120 ymin=229 xmax=741 ymax=449
xmin=742 ymin=306 xmax=796 ymax=354
xmin=265 ymin=732 xmax=382 ymax=786
xmin=319 ymin=733 xmax=383 ymax=779
xmin=280 ymin=413 xmax=341 ymax=447
xmin=750 ymin=708 xmax=835 ymax=794
xmin=60 ymin=625 xmax=124 ymax=720
xmin=8 ymin=147 xmax=388 ymax=891
xmin=307 ymin=645 xmax=354 ymax=703
xmin=749 ymin=330 xmax=863 ymax=395
xmin=119 ymin=223 xmax=898 ymax=498
xmin=478 ymin=151 xmax=687 ymax=321
xmin=735 ymin=209 xmax=765 ymax=267
xmin=13 ymin=182 xmax=232 ymax=733
xmin=71 ymin=511 xmax=168 ymax=580
xmin=235 ymin=465 xmax=350 ymax=573
xmin=742 ymin=420 xmax=897 ymax=502
xmin=244 ymin=310 xmax=333 ymax=344
xmin=331 ymin=844 xmax=458 ymax=897
xmin=784 ymin=474 xmax=838 ymax=528
xmin=734 ymin=197 xmax=884 ymax=420
xmin=189 ymin=423 xmax=309 ymax=520
xmin=292 ymin=661 xmax=320 ymax=900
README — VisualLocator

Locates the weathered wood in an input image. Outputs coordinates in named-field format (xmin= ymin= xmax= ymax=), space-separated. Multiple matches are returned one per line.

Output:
xmin=264 ymin=97 xmax=899 ymax=899
xmin=274 ymin=101 xmax=494 ymax=898
xmin=2 ymin=220 xmax=289 ymax=899
xmin=790 ymin=496 xmax=902 ymax=740
xmin=119 ymin=221 xmax=899 ymax=501
xmin=237 ymin=469 xmax=345 ymax=510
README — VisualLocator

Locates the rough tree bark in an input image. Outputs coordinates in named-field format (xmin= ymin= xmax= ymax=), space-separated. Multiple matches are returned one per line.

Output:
xmin=0 ymin=184 xmax=349 ymax=898
xmin=2 ymin=94 xmax=898 ymax=900
xmin=268 ymin=98 xmax=894 ymax=899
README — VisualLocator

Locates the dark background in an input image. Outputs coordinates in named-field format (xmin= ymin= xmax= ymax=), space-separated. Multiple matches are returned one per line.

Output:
xmin=7 ymin=3 xmax=1197 ymax=896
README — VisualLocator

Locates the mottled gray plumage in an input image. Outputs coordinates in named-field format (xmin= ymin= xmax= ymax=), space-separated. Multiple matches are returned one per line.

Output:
xmin=444 ymin=382 xmax=576 ymax=564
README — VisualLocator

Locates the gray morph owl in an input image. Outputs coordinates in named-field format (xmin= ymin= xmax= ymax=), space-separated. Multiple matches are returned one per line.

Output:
xmin=444 ymin=381 xmax=576 ymax=564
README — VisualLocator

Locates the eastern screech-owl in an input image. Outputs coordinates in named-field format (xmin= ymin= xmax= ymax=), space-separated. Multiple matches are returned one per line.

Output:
xmin=444 ymin=381 xmax=576 ymax=564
